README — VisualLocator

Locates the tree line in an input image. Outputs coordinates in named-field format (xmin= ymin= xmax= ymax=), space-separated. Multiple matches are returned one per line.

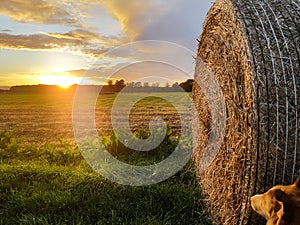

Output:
xmin=106 ymin=79 xmax=194 ymax=92
xmin=4 ymin=79 xmax=194 ymax=94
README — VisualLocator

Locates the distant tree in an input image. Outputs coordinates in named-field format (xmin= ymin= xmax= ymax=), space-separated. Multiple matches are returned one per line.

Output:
xmin=135 ymin=82 xmax=142 ymax=88
xmin=179 ymin=79 xmax=193 ymax=92
xmin=127 ymin=82 xmax=135 ymax=87
xmin=114 ymin=80 xmax=126 ymax=91
xmin=143 ymin=82 xmax=149 ymax=88
xmin=172 ymin=82 xmax=179 ymax=88
xmin=107 ymin=80 xmax=113 ymax=87
xmin=152 ymin=82 xmax=160 ymax=88
xmin=115 ymin=79 xmax=125 ymax=87
xmin=165 ymin=83 xmax=170 ymax=88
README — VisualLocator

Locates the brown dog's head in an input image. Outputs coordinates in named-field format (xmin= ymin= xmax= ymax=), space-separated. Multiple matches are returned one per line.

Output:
xmin=251 ymin=177 xmax=300 ymax=225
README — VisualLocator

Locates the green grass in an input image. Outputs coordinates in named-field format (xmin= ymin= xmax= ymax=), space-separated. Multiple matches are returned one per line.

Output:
xmin=100 ymin=127 xmax=180 ymax=165
xmin=0 ymin=130 xmax=211 ymax=225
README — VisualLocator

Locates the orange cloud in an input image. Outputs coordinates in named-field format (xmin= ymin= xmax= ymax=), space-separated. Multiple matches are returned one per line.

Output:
xmin=0 ymin=0 xmax=83 ymax=27
xmin=0 ymin=33 xmax=83 ymax=50
xmin=42 ymin=29 xmax=104 ymax=42
xmin=0 ymin=30 xmax=117 ymax=57
xmin=43 ymin=29 xmax=125 ymax=57
xmin=100 ymin=0 xmax=163 ymax=40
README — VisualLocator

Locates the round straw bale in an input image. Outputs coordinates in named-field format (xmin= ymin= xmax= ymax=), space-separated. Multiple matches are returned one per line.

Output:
xmin=192 ymin=0 xmax=300 ymax=224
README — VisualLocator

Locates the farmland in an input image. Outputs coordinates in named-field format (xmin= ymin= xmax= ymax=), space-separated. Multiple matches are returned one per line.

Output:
xmin=0 ymin=92 xmax=192 ymax=145
xmin=0 ymin=91 xmax=210 ymax=225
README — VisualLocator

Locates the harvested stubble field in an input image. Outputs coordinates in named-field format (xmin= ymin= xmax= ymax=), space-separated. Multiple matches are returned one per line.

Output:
xmin=0 ymin=92 xmax=209 ymax=225
xmin=0 ymin=92 xmax=191 ymax=145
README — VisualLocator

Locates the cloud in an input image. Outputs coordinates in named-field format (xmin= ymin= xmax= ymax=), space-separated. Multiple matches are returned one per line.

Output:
xmin=1 ymin=29 xmax=12 ymax=32
xmin=0 ymin=0 xmax=83 ymax=27
xmin=43 ymin=29 xmax=125 ymax=57
xmin=80 ymin=48 xmax=109 ymax=58
xmin=100 ymin=0 xmax=163 ymax=41
xmin=42 ymin=29 xmax=103 ymax=41
xmin=43 ymin=29 xmax=124 ymax=46
xmin=0 ymin=33 xmax=83 ymax=50
xmin=0 ymin=30 xmax=120 ymax=58
xmin=100 ymin=0 xmax=212 ymax=50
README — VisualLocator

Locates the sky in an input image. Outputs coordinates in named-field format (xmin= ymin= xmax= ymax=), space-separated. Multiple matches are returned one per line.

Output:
xmin=0 ymin=0 xmax=215 ymax=88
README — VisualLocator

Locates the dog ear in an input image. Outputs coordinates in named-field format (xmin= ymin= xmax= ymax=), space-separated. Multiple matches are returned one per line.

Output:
xmin=274 ymin=189 xmax=287 ymax=202
xmin=293 ymin=176 xmax=300 ymax=189
xmin=269 ymin=200 xmax=285 ymax=225
xmin=272 ymin=189 xmax=287 ymax=225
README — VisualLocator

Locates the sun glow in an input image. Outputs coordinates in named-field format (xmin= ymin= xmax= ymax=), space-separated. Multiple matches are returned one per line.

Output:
xmin=38 ymin=75 xmax=80 ymax=88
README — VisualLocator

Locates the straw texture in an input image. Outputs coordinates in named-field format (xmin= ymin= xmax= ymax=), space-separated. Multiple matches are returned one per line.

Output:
xmin=192 ymin=0 xmax=300 ymax=224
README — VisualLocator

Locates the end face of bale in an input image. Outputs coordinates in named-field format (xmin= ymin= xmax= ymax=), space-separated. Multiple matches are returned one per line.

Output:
xmin=193 ymin=0 xmax=300 ymax=224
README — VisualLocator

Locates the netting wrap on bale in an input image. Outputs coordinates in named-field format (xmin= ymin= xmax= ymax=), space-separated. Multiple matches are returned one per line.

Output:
xmin=192 ymin=0 xmax=300 ymax=224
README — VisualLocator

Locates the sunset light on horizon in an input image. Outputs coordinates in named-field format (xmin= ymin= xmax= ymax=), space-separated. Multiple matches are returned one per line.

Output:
xmin=38 ymin=75 xmax=81 ymax=88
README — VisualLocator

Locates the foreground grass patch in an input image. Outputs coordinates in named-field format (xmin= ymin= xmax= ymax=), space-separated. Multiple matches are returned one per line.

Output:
xmin=0 ymin=131 xmax=211 ymax=225
xmin=0 ymin=164 xmax=209 ymax=225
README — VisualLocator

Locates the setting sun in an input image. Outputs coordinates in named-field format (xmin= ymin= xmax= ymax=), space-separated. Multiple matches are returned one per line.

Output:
xmin=38 ymin=75 xmax=80 ymax=88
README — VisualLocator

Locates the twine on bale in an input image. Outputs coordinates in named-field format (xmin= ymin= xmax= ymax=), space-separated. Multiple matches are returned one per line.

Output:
xmin=192 ymin=0 xmax=300 ymax=224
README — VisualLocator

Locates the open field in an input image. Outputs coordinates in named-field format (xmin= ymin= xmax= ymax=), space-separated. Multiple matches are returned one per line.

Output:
xmin=0 ymin=92 xmax=192 ymax=145
xmin=0 ymin=92 xmax=208 ymax=225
